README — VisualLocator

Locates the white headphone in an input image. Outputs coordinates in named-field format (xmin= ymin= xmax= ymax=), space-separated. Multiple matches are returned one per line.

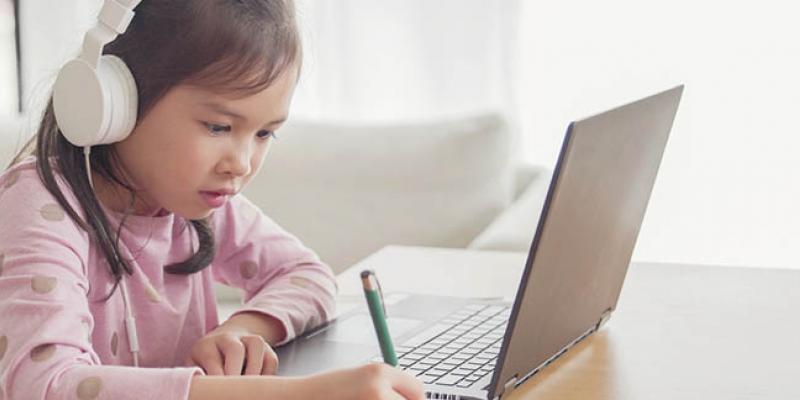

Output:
xmin=53 ymin=0 xmax=144 ymax=367
xmin=53 ymin=0 xmax=142 ymax=188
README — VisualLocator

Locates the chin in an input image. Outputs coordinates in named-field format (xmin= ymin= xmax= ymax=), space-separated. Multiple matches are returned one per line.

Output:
xmin=174 ymin=207 xmax=214 ymax=221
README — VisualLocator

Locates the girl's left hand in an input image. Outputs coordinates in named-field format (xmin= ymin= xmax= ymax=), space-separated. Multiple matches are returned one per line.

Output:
xmin=187 ymin=322 xmax=279 ymax=376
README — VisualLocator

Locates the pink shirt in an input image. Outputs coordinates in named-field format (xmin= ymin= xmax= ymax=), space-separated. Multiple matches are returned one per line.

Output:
xmin=0 ymin=157 xmax=338 ymax=399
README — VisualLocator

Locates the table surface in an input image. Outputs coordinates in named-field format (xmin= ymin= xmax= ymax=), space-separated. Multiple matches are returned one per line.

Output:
xmin=337 ymin=245 xmax=800 ymax=400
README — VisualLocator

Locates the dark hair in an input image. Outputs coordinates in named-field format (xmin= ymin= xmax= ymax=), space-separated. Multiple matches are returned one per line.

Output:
xmin=7 ymin=0 xmax=302 ymax=298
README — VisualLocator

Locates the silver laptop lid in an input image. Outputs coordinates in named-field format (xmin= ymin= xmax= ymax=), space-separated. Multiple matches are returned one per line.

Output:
xmin=489 ymin=86 xmax=684 ymax=399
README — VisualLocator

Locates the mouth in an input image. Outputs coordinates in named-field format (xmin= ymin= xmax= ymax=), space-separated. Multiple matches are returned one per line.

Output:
xmin=199 ymin=191 xmax=229 ymax=208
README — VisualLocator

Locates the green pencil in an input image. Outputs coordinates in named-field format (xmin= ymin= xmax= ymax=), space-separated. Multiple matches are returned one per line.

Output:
xmin=361 ymin=270 xmax=398 ymax=366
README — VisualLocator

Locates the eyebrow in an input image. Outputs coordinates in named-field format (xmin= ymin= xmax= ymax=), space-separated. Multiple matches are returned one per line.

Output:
xmin=200 ymin=101 xmax=288 ymax=127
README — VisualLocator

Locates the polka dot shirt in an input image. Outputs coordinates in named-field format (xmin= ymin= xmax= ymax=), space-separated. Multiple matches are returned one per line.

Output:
xmin=0 ymin=158 xmax=338 ymax=399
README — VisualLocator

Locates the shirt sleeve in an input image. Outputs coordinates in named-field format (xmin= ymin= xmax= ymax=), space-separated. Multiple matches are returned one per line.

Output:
xmin=209 ymin=194 xmax=338 ymax=346
xmin=0 ymin=167 xmax=203 ymax=400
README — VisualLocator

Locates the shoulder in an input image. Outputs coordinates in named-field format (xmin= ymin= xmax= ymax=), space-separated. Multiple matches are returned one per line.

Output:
xmin=208 ymin=193 xmax=298 ymax=246
xmin=0 ymin=156 xmax=90 ymax=248
xmin=209 ymin=193 xmax=273 ymax=230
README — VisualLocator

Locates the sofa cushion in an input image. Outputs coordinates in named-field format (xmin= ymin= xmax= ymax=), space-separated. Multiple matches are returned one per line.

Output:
xmin=243 ymin=113 xmax=514 ymax=273
xmin=467 ymin=167 xmax=551 ymax=252
xmin=0 ymin=115 xmax=25 ymax=169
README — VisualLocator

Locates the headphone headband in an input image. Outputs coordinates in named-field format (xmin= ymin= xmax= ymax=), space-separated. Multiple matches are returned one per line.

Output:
xmin=80 ymin=0 xmax=141 ymax=68
xmin=53 ymin=0 xmax=142 ymax=149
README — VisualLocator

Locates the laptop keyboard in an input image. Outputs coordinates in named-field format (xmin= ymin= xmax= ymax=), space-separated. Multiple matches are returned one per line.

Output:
xmin=374 ymin=303 xmax=510 ymax=389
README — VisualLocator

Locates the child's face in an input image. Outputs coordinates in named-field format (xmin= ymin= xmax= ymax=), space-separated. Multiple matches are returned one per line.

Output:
xmin=108 ymin=66 xmax=297 ymax=219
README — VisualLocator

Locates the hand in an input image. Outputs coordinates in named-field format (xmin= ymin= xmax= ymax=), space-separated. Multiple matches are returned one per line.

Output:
xmin=300 ymin=363 xmax=425 ymax=400
xmin=187 ymin=322 xmax=279 ymax=376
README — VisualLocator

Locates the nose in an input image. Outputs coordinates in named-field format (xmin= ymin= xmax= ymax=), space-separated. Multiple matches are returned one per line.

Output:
xmin=219 ymin=139 xmax=252 ymax=177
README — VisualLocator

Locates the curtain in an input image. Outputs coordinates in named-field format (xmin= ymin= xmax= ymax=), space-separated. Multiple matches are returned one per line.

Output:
xmin=18 ymin=0 xmax=98 ymax=117
xmin=0 ymin=0 xmax=20 ymax=115
xmin=292 ymin=0 xmax=521 ymax=124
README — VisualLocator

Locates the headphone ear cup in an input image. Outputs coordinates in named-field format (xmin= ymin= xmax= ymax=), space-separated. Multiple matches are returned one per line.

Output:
xmin=96 ymin=55 xmax=138 ymax=145
xmin=53 ymin=58 xmax=106 ymax=147
xmin=52 ymin=55 xmax=138 ymax=147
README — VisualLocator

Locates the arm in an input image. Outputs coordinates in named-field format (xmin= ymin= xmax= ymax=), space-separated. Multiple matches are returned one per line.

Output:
xmin=209 ymin=194 xmax=337 ymax=345
xmin=185 ymin=197 xmax=423 ymax=398
xmin=188 ymin=364 xmax=425 ymax=400
xmin=188 ymin=375 xmax=303 ymax=400
xmin=188 ymin=195 xmax=336 ymax=376
xmin=0 ymin=170 xmax=202 ymax=399
xmin=220 ymin=311 xmax=287 ymax=346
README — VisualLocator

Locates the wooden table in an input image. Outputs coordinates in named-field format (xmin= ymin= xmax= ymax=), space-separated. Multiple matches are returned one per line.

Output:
xmin=337 ymin=246 xmax=800 ymax=399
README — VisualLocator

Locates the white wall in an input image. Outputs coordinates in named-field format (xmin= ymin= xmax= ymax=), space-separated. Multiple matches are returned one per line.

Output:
xmin=18 ymin=0 xmax=98 ymax=118
xmin=0 ymin=0 xmax=18 ymax=117
xmin=517 ymin=0 xmax=800 ymax=269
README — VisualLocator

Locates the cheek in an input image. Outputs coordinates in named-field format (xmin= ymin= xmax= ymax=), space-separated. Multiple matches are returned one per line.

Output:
xmin=247 ymin=144 xmax=270 ymax=176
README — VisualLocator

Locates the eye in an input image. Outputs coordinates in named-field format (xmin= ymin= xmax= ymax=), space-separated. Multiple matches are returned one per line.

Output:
xmin=256 ymin=130 xmax=278 ymax=140
xmin=204 ymin=123 xmax=231 ymax=135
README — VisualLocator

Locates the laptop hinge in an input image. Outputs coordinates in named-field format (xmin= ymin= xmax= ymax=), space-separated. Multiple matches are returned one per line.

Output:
xmin=597 ymin=307 xmax=613 ymax=329
xmin=494 ymin=375 xmax=518 ymax=400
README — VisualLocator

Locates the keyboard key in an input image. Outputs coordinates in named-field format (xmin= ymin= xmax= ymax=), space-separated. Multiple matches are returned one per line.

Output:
xmin=409 ymin=366 xmax=427 ymax=375
xmin=419 ymin=343 xmax=439 ymax=351
xmin=460 ymin=348 xmax=480 ymax=356
xmin=442 ymin=345 xmax=463 ymax=353
xmin=461 ymin=333 xmax=481 ymax=340
xmin=468 ymin=372 xmax=487 ymax=381
xmin=450 ymin=367 xmax=473 ymax=376
xmin=434 ymin=374 xmax=463 ymax=386
xmin=464 ymin=362 xmax=485 ymax=370
xmin=420 ymin=374 xmax=439 ymax=384
xmin=480 ymin=306 xmax=506 ymax=316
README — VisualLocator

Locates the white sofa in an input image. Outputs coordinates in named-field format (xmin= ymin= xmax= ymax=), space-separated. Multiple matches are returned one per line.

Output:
xmin=0 ymin=112 xmax=551 ymax=284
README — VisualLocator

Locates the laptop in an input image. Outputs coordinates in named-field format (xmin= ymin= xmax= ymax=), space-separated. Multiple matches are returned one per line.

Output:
xmin=275 ymin=85 xmax=684 ymax=399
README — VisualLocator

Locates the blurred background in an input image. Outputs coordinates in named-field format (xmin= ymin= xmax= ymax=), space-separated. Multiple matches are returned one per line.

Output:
xmin=1 ymin=0 xmax=798 ymax=270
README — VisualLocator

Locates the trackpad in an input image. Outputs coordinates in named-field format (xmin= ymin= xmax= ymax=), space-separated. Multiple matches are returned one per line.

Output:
xmin=325 ymin=313 xmax=423 ymax=345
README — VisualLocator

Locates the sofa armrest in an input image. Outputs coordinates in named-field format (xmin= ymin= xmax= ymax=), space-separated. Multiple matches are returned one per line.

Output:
xmin=468 ymin=165 xmax=553 ymax=252
xmin=0 ymin=114 xmax=26 ymax=169
xmin=512 ymin=163 xmax=550 ymax=201
xmin=243 ymin=113 xmax=515 ymax=275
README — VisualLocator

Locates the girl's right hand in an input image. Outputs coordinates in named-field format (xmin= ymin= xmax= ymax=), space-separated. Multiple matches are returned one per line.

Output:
xmin=300 ymin=363 xmax=425 ymax=400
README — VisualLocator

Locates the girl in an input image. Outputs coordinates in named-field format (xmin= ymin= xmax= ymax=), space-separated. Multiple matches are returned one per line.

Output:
xmin=0 ymin=1 xmax=423 ymax=399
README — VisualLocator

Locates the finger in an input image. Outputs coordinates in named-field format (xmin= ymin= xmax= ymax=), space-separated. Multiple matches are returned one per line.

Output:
xmin=386 ymin=392 xmax=406 ymax=400
xmin=241 ymin=336 xmax=265 ymax=375
xmin=218 ymin=336 xmax=246 ymax=376
xmin=191 ymin=345 xmax=225 ymax=376
xmin=261 ymin=344 xmax=279 ymax=375
xmin=389 ymin=369 xmax=425 ymax=400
